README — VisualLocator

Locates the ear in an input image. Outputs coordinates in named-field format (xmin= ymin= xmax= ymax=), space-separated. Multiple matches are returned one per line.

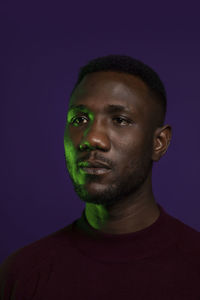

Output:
xmin=152 ymin=125 xmax=172 ymax=162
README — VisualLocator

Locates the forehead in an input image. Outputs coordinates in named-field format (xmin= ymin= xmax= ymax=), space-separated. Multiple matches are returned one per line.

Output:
xmin=69 ymin=71 xmax=153 ymax=118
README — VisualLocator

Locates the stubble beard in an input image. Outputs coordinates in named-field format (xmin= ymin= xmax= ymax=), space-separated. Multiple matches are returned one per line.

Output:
xmin=69 ymin=154 xmax=153 ymax=207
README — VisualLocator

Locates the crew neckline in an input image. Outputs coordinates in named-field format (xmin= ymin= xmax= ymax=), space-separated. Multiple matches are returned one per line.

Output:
xmin=76 ymin=203 xmax=163 ymax=240
xmin=70 ymin=203 xmax=177 ymax=263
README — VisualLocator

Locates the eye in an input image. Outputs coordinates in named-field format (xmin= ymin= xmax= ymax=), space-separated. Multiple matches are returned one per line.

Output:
xmin=113 ymin=117 xmax=131 ymax=126
xmin=70 ymin=116 xmax=132 ymax=127
xmin=71 ymin=116 xmax=88 ymax=126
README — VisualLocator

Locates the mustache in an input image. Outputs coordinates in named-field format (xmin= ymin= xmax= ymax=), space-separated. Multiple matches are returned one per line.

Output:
xmin=77 ymin=153 xmax=113 ymax=168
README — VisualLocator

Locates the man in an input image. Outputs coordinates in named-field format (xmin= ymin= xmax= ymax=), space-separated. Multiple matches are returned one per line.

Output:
xmin=0 ymin=54 xmax=200 ymax=299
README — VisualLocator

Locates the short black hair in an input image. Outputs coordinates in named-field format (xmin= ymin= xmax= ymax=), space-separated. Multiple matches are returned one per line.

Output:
xmin=70 ymin=54 xmax=167 ymax=127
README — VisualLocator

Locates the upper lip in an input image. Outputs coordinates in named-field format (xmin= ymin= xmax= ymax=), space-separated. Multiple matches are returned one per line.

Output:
xmin=78 ymin=160 xmax=111 ymax=169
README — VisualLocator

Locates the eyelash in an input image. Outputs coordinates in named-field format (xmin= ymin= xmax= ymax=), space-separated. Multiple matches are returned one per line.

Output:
xmin=70 ymin=116 xmax=132 ymax=126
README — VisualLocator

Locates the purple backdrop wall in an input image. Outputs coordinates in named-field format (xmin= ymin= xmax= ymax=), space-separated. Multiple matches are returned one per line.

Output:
xmin=1 ymin=1 xmax=200 ymax=263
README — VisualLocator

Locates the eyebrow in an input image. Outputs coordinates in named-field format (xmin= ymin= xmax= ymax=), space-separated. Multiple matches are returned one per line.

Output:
xmin=68 ymin=104 xmax=132 ymax=114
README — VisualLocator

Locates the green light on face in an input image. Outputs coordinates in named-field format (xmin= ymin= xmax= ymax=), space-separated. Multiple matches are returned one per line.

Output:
xmin=67 ymin=107 xmax=94 ymax=128
xmin=64 ymin=108 xmax=95 ymax=200
xmin=64 ymin=131 xmax=85 ymax=186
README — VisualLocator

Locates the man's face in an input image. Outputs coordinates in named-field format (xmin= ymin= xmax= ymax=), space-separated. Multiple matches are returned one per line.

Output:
xmin=64 ymin=71 xmax=157 ymax=207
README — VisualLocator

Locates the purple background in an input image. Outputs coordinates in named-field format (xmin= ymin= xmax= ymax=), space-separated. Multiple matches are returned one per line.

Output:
xmin=1 ymin=1 xmax=200 ymax=263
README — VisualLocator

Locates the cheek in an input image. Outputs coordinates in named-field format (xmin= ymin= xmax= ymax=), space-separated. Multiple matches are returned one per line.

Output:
xmin=64 ymin=127 xmax=78 ymax=150
xmin=114 ymin=141 xmax=138 ymax=171
xmin=116 ymin=138 xmax=151 ymax=171
xmin=116 ymin=133 xmax=141 ymax=155
xmin=64 ymin=134 xmax=76 ymax=163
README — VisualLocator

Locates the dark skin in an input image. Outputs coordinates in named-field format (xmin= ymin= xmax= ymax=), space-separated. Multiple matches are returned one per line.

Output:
xmin=64 ymin=71 xmax=172 ymax=234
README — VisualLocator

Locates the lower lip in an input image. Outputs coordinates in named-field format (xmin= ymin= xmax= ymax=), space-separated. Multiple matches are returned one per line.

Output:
xmin=80 ymin=167 xmax=111 ymax=175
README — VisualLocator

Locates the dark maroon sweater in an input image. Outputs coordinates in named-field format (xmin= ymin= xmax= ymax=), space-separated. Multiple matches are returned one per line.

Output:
xmin=0 ymin=203 xmax=200 ymax=299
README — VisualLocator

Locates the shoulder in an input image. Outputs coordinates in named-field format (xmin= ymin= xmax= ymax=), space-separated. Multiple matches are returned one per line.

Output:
xmin=1 ymin=223 xmax=73 ymax=268
xmin=168 ymin=213 xmax=200 ymax=246
xmin=0 ymin=223 xmax=74 ymax=298
xmin=166 ymin=212 xmax=200 ymax=264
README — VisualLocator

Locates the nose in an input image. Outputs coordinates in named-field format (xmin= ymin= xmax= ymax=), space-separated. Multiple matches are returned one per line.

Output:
xmin=79 ymin=119 xmax=111 ymax=151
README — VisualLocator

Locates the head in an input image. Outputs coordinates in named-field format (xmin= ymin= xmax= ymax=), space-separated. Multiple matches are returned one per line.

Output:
xmin=64 ymin=54 xmax=171 ymax=207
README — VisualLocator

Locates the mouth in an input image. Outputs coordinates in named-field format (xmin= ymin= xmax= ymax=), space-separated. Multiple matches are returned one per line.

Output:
xmin=79 ymin=167 xmax=111 ymax=175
